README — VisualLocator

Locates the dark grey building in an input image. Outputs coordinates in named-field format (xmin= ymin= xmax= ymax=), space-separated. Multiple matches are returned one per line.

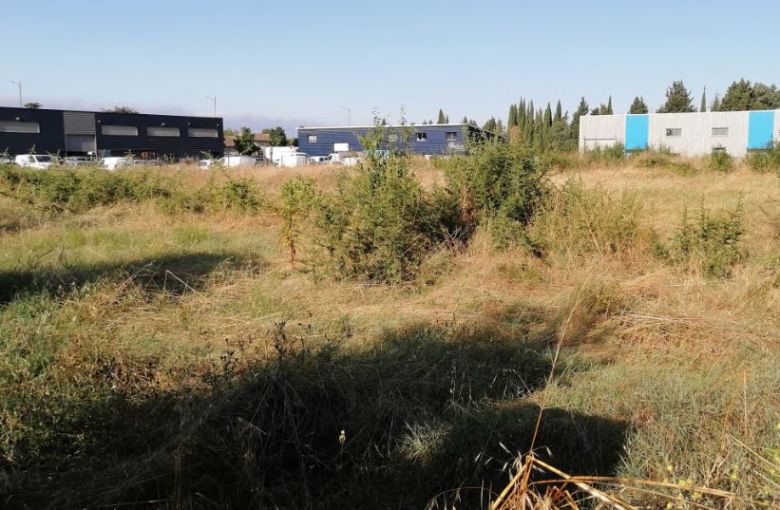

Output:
xmin=0 ymin=106 xmax=224 ymax=159
xmin=298 ymin=124 xmax=494 ymax=157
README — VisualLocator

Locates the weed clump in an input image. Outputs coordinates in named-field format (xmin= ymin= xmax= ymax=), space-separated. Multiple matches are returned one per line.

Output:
xmin=655 ymin=202 xmax=745 ymax=277
xmin=530 ymin=179 xmax=643 ymax=259
xmin=631 ymin=149 xmax=698 ymax=175
xmin=443 ymin=141 xmax=550 ymax=248
xmin=707 ymin=150 xmax=734 ymax=173
xmin=745 ymin=145 xmax=780 ymax=174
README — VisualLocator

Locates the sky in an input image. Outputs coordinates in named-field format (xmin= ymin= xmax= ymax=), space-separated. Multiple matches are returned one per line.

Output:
xmin=2 ymin=0 xmax=779 ymax=133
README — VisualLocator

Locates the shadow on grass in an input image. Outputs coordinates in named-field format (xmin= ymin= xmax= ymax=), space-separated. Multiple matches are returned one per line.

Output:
xmin=0 ymin=251 xmax=260 ymax=306
xmin=5 ymin=313 xmax=628 ymax=509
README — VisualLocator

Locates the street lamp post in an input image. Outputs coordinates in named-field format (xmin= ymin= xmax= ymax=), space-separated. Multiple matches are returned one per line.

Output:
xmin=341 ymin=106 xmax=351 ymax=126
xmin=11 ymin=81 xmax=22 ymax=107
xmin=206 ymin=95 xmax=217 ymax=118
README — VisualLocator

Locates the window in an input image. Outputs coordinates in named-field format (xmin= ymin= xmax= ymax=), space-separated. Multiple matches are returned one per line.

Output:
xmin=102 ymin=125 xmax=138 ymax=136
xmin=712 ymin=127 xmax=729 ymax=137
xmin=416 ymin=132 xmax=427 ymax=141
xmin=446 ymin=131 xmax=458 ymax=142
xmin=665 ymin=128 xmax=682 ymax=137
xmin=0 ymin=121 xmax=40 ymax=133
xmin=307 ymin=135 xmax=317 ymax=143
xmin=147 ymin=126 xmax=180 ymax=137
xmin=387 ymin=133 xmax=399 ymax=143
xmin=189 ymin=128 xmax=219 ymax=138
xmin=334 ymin=142 xmax=350 ymax=152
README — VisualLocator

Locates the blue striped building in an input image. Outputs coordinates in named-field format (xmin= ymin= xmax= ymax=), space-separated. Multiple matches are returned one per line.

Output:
xmin=298 ymin=124 xmax=490 ymax=157
xmin=579 ymin=110 xmax=779 ymax=157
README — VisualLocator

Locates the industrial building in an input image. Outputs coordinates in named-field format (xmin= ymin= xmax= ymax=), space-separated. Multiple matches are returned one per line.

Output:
xmin=0 ymin=106 xmax=224 ymax=159
xmin=298 ymin=124 xmax=491 ymax=157
xmin=579 ymin=110 xmax=779 ymax=157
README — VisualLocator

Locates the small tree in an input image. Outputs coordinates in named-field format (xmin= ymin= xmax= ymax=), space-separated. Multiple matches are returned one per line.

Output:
xmin=102 ymin=106 xmax=139 ymax=113
xmin=629 ymin=96 xmax=649 ymax=114
xmin=700 ymin=87 xmax=707 ymax=112
xmin=263 ymin=127 xmax=288 ymax=147
xmin=437 ymin=110 xmax=447 ymax=124
xmin=24 ymin=102 xmax=42 ymax=109
xmin=233 ymin=127 xmax=258 ymax=155
xmin=280 ymin=177 xmax=318 ymax=269
xmin=657 ymin=81 xmax=695 ymax=113
xmin=570 ymin=97 xmax=589 ymax=142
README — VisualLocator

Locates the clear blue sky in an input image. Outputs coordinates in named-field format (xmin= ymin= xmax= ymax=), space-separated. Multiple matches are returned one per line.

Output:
xmin=3 ymin=0 xmax=779 ymax=133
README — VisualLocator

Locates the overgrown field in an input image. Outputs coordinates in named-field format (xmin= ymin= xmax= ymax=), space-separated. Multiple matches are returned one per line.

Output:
xmin=0 ymin=148 xmax=779 ymax=509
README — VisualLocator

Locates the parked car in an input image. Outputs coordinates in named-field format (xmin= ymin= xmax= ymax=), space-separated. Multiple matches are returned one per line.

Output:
xmin=100 ymin=156 xmax=132 ymax=170
xmin=63 ymin=156 xmax=92 ymax=167
xmin=198 ymin=159 xmax=217 ymax=168
xmin=280 ymin=152 xmax=309 ymax=168
xmin=221 ymin=155 xmax=257 ymax=167
xmin=307 ymin=155 xmax=330 ymax=164
xmin=14 ymin=154 xmax=54 ymax=169
xmin=132 ymin=159 xmax=163 ymax=167
xmin=0 ymin=156 xmax=12 ymax=165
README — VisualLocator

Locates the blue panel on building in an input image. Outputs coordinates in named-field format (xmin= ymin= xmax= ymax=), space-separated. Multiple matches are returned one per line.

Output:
xmin=625 ymin=115 xmax=649 ymax=151
xmin=748 ymin=111 xmax=775 ymax=150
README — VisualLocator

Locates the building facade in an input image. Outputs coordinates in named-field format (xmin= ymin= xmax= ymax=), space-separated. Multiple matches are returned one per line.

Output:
xmin=0 ymin=106 xmax=224 ymax=159
xmin=579 ymin=110 xmax=780 ymax=157
xmin=298 ymin=124 xmax=489 ymax=157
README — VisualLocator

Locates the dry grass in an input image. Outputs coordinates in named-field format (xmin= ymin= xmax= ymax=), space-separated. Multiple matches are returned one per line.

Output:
xmin=1 ymin=158 xmax=779 ymax=508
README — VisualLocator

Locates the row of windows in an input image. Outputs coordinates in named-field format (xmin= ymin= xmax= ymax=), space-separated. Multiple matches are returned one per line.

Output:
xmin=0 ymin=121 xmax=218 ymax=138
xmin=101 ymin=125 xmax=219 ymax=138
xmin=665 ymin=127 xmax=731 ymax=137
xmin=306 ymin=131 xmax=459 ymax=144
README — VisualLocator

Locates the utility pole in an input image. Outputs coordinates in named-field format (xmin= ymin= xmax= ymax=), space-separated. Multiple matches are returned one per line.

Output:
xmin=11 ymin=81 xmax=22 ymax=107
xmin=341 ymin=106 xmax=351 ymax=126
xmin=206 ymin=95 xmax=217 ymax=118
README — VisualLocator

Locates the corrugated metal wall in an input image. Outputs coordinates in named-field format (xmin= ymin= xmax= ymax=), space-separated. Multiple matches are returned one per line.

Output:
xmin=580 ymin=110 xmax=778 ymax=157
xmin=579 ymin=115 xmax=626 ymax=150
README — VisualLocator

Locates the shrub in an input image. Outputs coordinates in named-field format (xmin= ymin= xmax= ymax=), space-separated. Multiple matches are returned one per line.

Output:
xmin=584 ymin=143 xmax=625 ymax=165
xmin=443 ymin=141 xmax=550 ymax=248
xmin=707 ymin=150 xmax=734 ymax=173
xmin=279 ymin=177 xmax=318 ymax=268
xmin=657 ymin=202 xmax=745 ymax=278
xmin=530 ymin=179 xmax=643 ymax=259
xmin=315 ymin=148 xmax=454 ymax=283
xmin=745 ymin=144 xmax=780 ymax=174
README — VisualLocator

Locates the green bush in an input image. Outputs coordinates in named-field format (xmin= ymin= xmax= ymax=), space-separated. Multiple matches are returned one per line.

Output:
xmin=657 ymin=202 xmax=745 ymax=278
xmin=0 ymin=166 xmax=265 ymax=215
xmin=315 ymin=150 xmax=455 ymax=283
xmin=443 ymin=141 xmax=550 ymax=248
xmin=745 ymin=145 xmax=780 ymax=174
xmin=707 ymin=150 xmax=734 ymax=173
xmin=279 ymin=177 xmax=319 ymax=268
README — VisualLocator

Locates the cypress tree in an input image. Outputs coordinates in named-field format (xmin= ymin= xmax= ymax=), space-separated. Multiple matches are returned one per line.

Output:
xmin=711 ymin=94 xmax=721 ymax=112
xmin=554 ymin=100 xmax=563 ymax=122
xmin=508 ymin=104 xmax=518 ymax=127
xmin=437 ymin=109 xmax=447 ymax=124
xmin=544 ymin=103 xmax=552 ymax=129
xmin=570 ymin=97 xmax=589 ymax=142
xmin=606 ymin=96 xmax=613 ymax=114
xmin=700 ymin=87 xmax=707 ymax=112
xmin=629 ymin=96 xmax=649 ymax=114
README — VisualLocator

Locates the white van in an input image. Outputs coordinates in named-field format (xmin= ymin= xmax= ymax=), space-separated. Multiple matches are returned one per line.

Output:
xmin=15 ymin=154 xmax=54 ymax=169
xmin=100 ymin=156 xmax=132 ymax=170
xmin=221 ymin=155 xmax=257 ymax=167
xmin=280 ymin=152 xmax=309 ymax=168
